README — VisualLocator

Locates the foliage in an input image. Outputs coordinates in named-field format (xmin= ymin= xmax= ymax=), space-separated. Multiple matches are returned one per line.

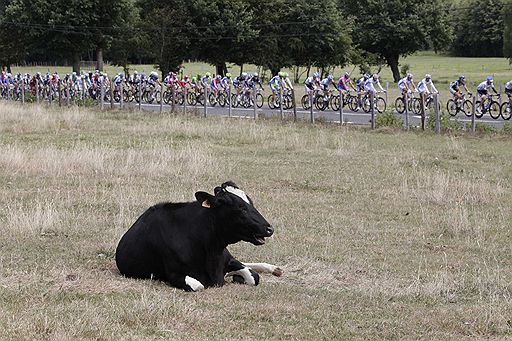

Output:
xmin=426 ymin=112 xmax=464 ymax=132
xmin=342 ymin=0 xmax=451 ymax=82
xmin=375 ymin=112 xmax=403 ymax=128
xmin=504 ymin=0 xmax=512 ymax=62
xmin=450 ymin=0 xmax=505 ymax=57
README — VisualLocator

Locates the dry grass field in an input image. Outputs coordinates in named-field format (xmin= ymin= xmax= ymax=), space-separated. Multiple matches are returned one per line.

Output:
xmin=0 ymin=102 xmax=511 ymax=340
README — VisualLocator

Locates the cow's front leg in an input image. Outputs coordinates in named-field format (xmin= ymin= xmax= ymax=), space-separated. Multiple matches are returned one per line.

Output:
xmin=224 ymin=256 xmax=260 ymax=286
xmin=243 ymin=263 xmax=284 ymax=277
xmin=164 ymin=269 xmax=204 ymax=292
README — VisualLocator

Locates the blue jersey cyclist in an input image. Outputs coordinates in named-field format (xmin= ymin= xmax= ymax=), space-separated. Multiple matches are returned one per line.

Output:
xmin=449 ymin=75 xmax=470 ymax=100
xmin=476 ymin=76 xmax=498 ymax=113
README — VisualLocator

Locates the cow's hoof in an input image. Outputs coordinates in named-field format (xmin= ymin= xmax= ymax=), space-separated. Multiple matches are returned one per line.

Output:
xmin=272 ymin=267 xmax=284 ymax=277
xmin=185 ymin=276 xmax=204 ymax=292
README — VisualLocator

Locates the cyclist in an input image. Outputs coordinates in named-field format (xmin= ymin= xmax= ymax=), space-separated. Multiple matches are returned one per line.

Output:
xmin=398 ymin=73 xmax=415 ymax=96
xmin=449 ymin=75 xmax=470 ymax=101
xmin=200 ymin=72 xmax=211 ymax=91
xmin=210 ymin=74 xmax=222 ymax=100
xmin=355 ymin=73 xmax=370 ymax=110
xmin=364 ymin=74 xmax=385 ymax=96
xmin=220 ymin=73 xmax=232 ymax=91
xmin=147 ymin=71 xmax=161 ymax=100
xmin=416 ymin=74 xmax=438 ymax=111
xmin=304 ymin=72 xmax=320 ymax=96
xmin=282 ymin=72 xmax=293 ymax=91
xmin=269 ymin=72 xmax=284 ymax=105
xmin=113 ymin=72 xmax=124 ymax=92
xmin=337 ymin=72 xmax=355 ymax=94
xmin=249 ymin=72 xmax=263 ymax=90
xmin=320 ymin=75 xmax=336 ymax=100
xmin=505 ymin=80 xmax=512 ymax=99
xmin=476 ymin=76 xmax=498 ymax=113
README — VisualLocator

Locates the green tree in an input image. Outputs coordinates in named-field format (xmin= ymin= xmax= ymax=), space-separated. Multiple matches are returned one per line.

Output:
xmin=450 ymin=0 xmax=504 ymax=57
xmin=343 ymin=0 xmax=451 ymax=82
xmin=503 ymin=0 xmax=512 ymax=62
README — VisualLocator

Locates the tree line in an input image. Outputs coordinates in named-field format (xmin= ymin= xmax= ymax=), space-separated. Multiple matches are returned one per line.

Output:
xmin=0 ymin=0 xmax=510 ymax=82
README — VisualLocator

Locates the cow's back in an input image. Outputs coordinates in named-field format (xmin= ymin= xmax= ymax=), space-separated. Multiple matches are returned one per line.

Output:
xmin=115 ymin=202 xmax=190 ymax=280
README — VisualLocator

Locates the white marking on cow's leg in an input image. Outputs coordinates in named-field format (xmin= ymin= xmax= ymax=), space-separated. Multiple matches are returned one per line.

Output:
xmin=185 ymin=276 xmax=204 ymax=291
xmin=243 ymin=263 xmax=284 ymax=277
xmin=225 ymin=267 xmax=256 ymax=285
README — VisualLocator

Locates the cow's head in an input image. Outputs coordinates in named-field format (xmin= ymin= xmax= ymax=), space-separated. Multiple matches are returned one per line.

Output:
xmin=195 ymin=181 xmax=273 ymax=246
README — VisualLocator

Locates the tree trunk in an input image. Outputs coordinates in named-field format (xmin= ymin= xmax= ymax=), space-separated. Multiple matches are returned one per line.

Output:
xmin=239 ymin=64 xmax=244 ymax=77
xmin=270 ymin=66 xmax=280 ymax=76
xmin=96 ymin=48 xmax=104 ymax=71
xmin=386 ymin=53 xmax=401 ymax=82
xmin=215 ymin=62 xmax=227 ymax=76
xmin=72 ymin=53 xmax=80 ymax=74
xmin=6 ymin=65 xmax=11 ymax=73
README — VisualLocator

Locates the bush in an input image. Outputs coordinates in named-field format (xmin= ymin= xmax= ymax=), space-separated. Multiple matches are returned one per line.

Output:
xmin=426 ymin=112 xmax=464 ymax=132
xmin=376 ymin=112 xmax=403 ymax=128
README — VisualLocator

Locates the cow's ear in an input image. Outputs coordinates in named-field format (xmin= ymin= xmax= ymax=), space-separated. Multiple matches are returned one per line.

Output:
xmin=195 ymin=191 xmax=218 ymax=208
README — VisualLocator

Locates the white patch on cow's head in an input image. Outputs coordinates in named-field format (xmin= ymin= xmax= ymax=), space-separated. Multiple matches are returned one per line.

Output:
xmin=225 ymin=186 xmax=250 ymax=204
xmin=185 ymin=276 xmax=205 ymax=291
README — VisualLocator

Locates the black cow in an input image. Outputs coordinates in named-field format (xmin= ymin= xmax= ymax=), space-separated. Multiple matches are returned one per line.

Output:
xmin=115 ymin=181 xmax=282 ymax=291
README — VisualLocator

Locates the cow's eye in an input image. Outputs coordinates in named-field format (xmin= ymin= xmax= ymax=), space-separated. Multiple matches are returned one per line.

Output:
xmin=239 ymin=204 xmax=247 ymax=211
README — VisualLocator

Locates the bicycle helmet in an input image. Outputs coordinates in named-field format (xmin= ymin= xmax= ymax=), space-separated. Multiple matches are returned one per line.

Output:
xmin=133 ymin=71 xmax=138 ymax=75
xmin=407 ymin=73 xmax=413 ymax=80
xmin=216 ymin=74 xmax=221 ymax=80
xmin=372 ymin=73 xmax=379 ymax=80
xmin=313 ymin=72 xmax=320 ymax=78
xmin=327 ymin=75 xmax=334 ymax=81
xmin=344 ymin=72 xmax=350 ymax=78
xmin=284 ymin=72 xmax=289 ymax=77
xmin=205 ymin=72 xmax=211 ymax=77
xmin=241 ymin=72 xmax=248 ymax=78
xmin=487 ymin=76 xmax=493 ymax=82
xmin=278 ymin=72 xmax=284 ymax=77
xmin=425 ymin=74 xmax=431 ymax=79
xmin=253 ymin=72 xmax=258 ymax=77
xmin=184 ymin=75 xmax=189 ymax=80
xmin=226 ymin=73 xmax=232 ymax=78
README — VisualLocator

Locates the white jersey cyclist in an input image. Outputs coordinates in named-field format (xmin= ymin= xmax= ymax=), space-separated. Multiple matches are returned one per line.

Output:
xmin=364 ymin=74 xmax=385 ymax=94
xmin=416 ymin=74 xmax=438 ymax=94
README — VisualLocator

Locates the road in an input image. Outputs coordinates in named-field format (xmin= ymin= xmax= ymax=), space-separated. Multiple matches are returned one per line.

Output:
xmin=109 ymin=101 xmax=508 ymax=129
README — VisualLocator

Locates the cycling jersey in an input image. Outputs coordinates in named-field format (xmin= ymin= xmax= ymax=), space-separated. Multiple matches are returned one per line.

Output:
xmin=200 ymin=76 xmax=210 ymax=87
xmin=355 ymin=77 xmax=367 ymax=91
xmin=210 ymin=78 xmax=221 ymax=90
xmin=337 ymin=76 xmax=350 ymax=91
xmin=505 ymin=81 xmax=512 ymax=90
xmin=477 ymin=81 xmax=494 ymax=92
xmin=269 ymin=75 xmax=281 ymax=91
xmin=220 ymin=77 xmax=231 ymax=88
xmin=233 ymin=76 xmax=242 ymax=87
xmin=417 ymin=78 xmax=437 ymax=93
xmin=304 ymin=76 xmax=316 ymax=90
xmin=320 ymin=78 xmax=332 ymax=91
xmin=364 ymin=78 xmax=382 ymax=92
xmin=113 ymin=75 xmax=123 ymax=85
xmin=398 ymin=77 xmax=413 ymax=91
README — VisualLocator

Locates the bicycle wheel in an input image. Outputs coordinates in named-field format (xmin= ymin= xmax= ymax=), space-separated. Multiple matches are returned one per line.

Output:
xmin=463 ymin=100 xmax=473 ymax=117
xmin=331 ymin=95 xmax=340 ymax=111
xmin=500 ymin=102 xmax=512 ymax=120
xmin=489 ymin=101 xmax=500 ymax=119
xmin=283 ymin=95 xmax=293 ymax=109
xmin=412 ymin=98 xmax=422 ymax=115
xmin=446 ymin=99 xmax=457 ymax=117
xmin=395 ymin=97 xmax=406 ymax=114
xmin=256 ymin=93 xmax=264 ymax=108
xmin=301 ymin=94 xmax=311 ymax=110
xmin=376 ymin=97 xmax=386 ymax=113
xmin=187 ymin=92 xmax=196 ymax=105
xmin=348 ymin=95 xmax=358 ymax=112
xmin=362 ymin=95 xmax=371 ymax=113
xmin=208 ymin=93 xmax=217 ymax=107
xmin=267 ymin=94 xmax=275 ymax=109
xmin=163 ymin=90 xmax=171 ymax=104
xmin=315 ymin=95 xmax=327 ymax=111
xmin=474 ymin=101 xmax=484 ymax=118
xmin=232 ymin=94 xmax=240 ymax=108
xmin=218 ymin=93 xmax=226 ymax=107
